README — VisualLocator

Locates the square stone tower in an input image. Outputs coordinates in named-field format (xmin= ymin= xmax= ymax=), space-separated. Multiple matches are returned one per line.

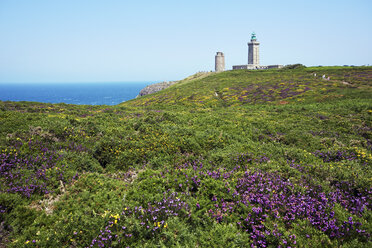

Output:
xmin=215 ymin=52 xmax=225 ymax=72
xmin=248 ymin=32 xmax=259 ymax=65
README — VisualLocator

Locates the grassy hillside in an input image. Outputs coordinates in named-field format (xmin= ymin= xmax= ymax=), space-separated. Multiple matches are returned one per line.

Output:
xmin=0 ymin=66 xmax=371 ymax=247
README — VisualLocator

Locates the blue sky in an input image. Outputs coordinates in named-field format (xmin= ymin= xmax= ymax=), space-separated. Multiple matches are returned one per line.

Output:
xmin=0 ymin=0 xmax=371 ymax=83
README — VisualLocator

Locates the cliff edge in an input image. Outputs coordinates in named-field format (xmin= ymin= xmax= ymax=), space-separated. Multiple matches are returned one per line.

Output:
xmin=136 ymin=81 xmax=178 ymax=98
xmin=136 ymin=72 xmax=213 ymax=98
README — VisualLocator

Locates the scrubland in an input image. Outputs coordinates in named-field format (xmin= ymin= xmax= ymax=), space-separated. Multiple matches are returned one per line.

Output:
xmin=0 ymin=66 xmax=371 ymax=247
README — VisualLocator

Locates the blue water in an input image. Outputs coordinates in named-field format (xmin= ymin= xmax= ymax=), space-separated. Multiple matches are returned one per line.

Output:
xmin=0 ymin=82 xmax=150 ymax=105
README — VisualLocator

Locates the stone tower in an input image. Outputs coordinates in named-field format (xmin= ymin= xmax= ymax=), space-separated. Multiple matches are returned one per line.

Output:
xmin=248 ymin=32 xmax=259 ymax=65
xmin=215 ymin=52 xmax=225 ymax=72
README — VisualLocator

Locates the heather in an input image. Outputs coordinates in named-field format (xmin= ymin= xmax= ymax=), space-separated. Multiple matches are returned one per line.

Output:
xmin=0 ymin=66 xmax=371 ymax=247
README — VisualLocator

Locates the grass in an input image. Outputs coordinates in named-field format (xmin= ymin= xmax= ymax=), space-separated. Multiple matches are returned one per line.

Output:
xmin=0 ymin=66 xmax=371 ymax=247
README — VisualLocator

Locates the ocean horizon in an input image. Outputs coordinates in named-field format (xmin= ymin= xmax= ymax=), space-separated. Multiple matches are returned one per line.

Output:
xmin=0 ymin=82 xmax=151 ymax=105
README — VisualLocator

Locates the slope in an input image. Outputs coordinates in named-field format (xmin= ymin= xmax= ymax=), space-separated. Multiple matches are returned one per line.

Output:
xmin=0 ymin=66 xmax=371 ymax=247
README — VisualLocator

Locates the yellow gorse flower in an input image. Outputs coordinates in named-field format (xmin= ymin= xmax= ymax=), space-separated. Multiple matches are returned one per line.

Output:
xmin=110 ymin=213 xmax=120 ymax=220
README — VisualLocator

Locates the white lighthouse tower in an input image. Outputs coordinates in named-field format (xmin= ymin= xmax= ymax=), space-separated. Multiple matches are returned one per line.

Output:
xmin=248 ymin=32 xmax=259 ymax=65
xmin=232 ymin=32 xmax=283 ymax=70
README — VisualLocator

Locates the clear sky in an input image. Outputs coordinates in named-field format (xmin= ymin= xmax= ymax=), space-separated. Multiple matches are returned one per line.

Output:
xmin=0 ymin=0 xmax=371 ymax=83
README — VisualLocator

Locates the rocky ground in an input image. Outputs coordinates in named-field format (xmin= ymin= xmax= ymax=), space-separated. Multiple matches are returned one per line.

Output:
xmin=136 ymin=81 xmax=178 ymax=97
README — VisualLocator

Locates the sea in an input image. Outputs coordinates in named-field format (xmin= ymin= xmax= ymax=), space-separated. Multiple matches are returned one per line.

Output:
xmin=0 ymin=82 xmax=150 ymax=105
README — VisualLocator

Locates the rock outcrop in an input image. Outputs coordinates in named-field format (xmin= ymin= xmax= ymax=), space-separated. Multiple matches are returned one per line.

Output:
xmin=136 ymin=72 xmax=212 ymax=98
xmin=136 ymin=81 xmax=178 ymax=98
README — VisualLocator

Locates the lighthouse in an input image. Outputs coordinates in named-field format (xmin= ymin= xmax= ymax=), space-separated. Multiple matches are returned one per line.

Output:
xmin=232 ymin=32 xmax=283 ymax=70
xmin=248 ymin=32 xmax=259 ymax=65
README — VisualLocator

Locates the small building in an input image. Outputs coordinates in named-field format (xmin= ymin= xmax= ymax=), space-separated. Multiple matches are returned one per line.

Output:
xmin=232 ymin=64 xmax=260 ymax=70
xmin=267 ymin=65 xmax=284 ymax=69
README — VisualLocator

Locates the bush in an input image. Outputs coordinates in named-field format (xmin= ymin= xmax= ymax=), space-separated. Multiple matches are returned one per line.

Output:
xmin=282 ymin=63 xmax=307 ymax=70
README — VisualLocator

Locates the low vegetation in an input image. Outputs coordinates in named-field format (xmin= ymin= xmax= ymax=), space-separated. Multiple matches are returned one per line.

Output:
xmin=0 ymin=66 xmax=371 ymax=247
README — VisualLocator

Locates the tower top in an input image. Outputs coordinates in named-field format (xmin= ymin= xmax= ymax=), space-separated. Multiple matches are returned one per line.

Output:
xmin=251 ymin=32 xmax=257 ymax=41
